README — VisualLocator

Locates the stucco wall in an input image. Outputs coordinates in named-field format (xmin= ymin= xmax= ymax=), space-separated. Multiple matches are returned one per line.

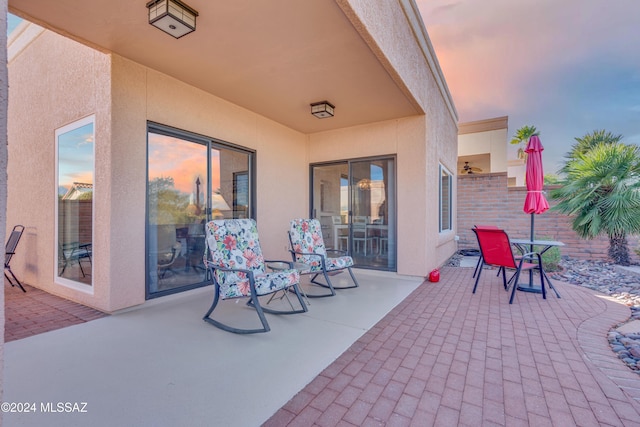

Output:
xmin=8 ymin=30 xmax=310 ymax=312
xmin=425 ymin=82 xmax=459 ymax=269
xmin=310 ymin=117 xmax=430 ymax=276
xmin=338 ymin=0 xmax=456 ymax=121
xmin=7 ymin=28 xmax=112 ymax=309
xmin=308 ymin=113 xmax=457 ymax=277
xmin=458 ymin=128 xmax=508 ymax=173
xmin=334 ymin=0 xmax=459 ymax=274
xmin=141 ymin=62 xmax=310 ymax=262
xmin=1 ymin=0 xmax=8 ymax=412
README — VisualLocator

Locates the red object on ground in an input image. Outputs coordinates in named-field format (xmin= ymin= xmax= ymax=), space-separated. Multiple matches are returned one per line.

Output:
xmin=429 ymin=269 xmax=440 ymax=282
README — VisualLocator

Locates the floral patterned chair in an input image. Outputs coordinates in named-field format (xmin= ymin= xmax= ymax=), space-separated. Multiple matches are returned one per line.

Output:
xmin=203 ymin=219 xmax=307 ymax=334
xmin=288 ymin=218 xmax=359 ymax=297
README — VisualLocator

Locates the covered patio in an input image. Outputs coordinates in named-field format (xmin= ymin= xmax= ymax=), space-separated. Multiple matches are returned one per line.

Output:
xmin=6 ymin=0 xmax=458 ymax=314
xmin=4 ymin=266 xmax=640 ymax=426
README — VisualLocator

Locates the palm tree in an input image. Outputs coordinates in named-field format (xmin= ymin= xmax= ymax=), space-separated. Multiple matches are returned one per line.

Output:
xmin=510 ymin=125 xmax=538 ymax=159
xmin=544 ymin=174 xmax=562 ymax=185
xmin=561 ymin=129 xmax=622 ymax=174
xmin=551 ymin=142 xmax=640 ymax=265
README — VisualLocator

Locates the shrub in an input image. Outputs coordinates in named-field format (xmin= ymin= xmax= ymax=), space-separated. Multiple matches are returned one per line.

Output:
xmin=540 ymin=237 xmax=561 ymax=272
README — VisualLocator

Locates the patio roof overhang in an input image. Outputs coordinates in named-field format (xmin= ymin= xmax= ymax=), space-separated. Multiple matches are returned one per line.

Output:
xmin=8 ymin=0 xmax=427 ymax=134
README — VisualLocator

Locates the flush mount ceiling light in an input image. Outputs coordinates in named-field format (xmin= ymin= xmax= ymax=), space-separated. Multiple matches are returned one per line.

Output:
xmin=310 ymin=101 xmax=335 ymax=119
xmin=147 ymin=0 xmax=199 ymax=39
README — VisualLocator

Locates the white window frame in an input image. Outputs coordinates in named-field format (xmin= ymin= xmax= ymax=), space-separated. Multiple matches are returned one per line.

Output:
xmin=439 ymin=164 xmax=453 ymax=233
xmin=54 ymin=115 xmax=95 ymax=294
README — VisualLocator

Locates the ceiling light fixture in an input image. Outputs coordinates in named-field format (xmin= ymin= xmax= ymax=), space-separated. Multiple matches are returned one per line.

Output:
xmin=357 ymin=179 xmax=372 ymax=191
xmin=310 ymin=101 xmax=335 ymax=119
xmin=147 ymin=0 xmax=199 ymax=39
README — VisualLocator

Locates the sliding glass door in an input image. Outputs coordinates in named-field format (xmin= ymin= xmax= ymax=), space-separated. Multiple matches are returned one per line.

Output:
xmin=311 ymin=157 xmax=396 ymax=271
xmin=147 ymin=123 xmax=253 ymax=298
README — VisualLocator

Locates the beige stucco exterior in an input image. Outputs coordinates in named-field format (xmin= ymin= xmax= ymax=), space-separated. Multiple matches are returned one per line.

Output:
xmin=458 ymin=116 xmax=508 ymax=175
xmin=1 ymin=0 xmax=7 ymax=412
xmin=457 ymin=116 xmax=526 ymax=186
xmin=6 ymin=1 xmax=458 ymax=312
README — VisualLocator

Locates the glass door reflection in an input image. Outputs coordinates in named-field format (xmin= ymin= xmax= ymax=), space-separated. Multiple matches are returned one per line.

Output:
xmin=312 ymin=163 xmax=350 ymax=254
xmin=350 ymin=158 xmax=396 ymax=270
xmin=147 ymin=132 xmax=209 ymax=296
xmin=147 ymin=126 xmax=253 ymax=298
xmin=311 ymin=157 xmax=396 ymax=271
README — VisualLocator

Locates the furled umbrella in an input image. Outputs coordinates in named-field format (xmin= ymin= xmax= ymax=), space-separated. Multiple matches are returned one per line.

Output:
xmin=523 ymin=134 xmax=550 ymax=237
xmin=519 ymin=134 xmax=550 ymax=292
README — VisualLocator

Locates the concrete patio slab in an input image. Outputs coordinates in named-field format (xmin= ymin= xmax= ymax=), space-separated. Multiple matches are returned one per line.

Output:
xmin=459 ymin=256 xmax=479 ymax=268
xmin=4 ymin=270 xmax=421 ymax=427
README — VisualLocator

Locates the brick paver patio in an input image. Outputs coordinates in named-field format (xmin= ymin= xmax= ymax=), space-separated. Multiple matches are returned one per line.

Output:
xmin=4 ymin=283 xmax=107 ymax=342
xmin=265 ymin=266 xmax=640 ymax=426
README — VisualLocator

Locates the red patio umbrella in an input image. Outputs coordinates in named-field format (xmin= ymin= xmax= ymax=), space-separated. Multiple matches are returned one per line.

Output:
xmin=523 ymin=135 xmax=549 ymax=241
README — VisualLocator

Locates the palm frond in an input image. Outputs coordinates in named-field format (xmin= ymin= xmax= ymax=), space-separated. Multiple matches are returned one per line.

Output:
xmin=551 ymin=141 xmax=640 ymax=245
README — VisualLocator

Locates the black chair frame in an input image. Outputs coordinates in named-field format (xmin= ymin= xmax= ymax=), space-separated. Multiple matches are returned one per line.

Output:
xmin=287 ymin=236 xmax=359 ymax=298
xmin=5 ymin=225 xmax=26 ymax=292
xmin=157 ymin=242 xmax=182 ymax=279
xmin=59 ymin=242 xmax=92 ymax=278
xmin=203 ymin=262 xmax=308 ymax=334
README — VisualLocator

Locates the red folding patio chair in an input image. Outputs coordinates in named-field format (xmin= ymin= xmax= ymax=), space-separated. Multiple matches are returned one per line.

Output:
xmin=472 ymin=227 xmax=545 ymax=304
xmin=472 ymin=225 xmax=500 ymax=279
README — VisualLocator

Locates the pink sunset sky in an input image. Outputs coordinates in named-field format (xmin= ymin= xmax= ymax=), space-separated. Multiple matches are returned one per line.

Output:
xmin=148 ymin=134 xmax=221 ymax=194
xmin=417 ymin=0 xmax=640 ymax=175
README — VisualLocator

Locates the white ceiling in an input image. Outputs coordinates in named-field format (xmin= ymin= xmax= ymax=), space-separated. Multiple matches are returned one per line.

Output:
xmin=9 ymin=0 xmax=419 ymax=133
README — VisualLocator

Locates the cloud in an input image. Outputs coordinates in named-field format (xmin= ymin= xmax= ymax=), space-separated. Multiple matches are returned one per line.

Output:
xmin=429 ymin=2 xmax=462 ymax=17
xmin=416 ymin=0 xmax=640 ymax=173
xmin=148 ymin=134 xmax=221 ymax=194
xmin=418 ymin=0 xmax=640 ymax=121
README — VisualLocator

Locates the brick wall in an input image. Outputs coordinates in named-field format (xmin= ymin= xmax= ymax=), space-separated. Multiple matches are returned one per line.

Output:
xmin=457 ymin=172 xmax=640 ymax=263
xmin=58 ymin=200 xmax=93 ymax=244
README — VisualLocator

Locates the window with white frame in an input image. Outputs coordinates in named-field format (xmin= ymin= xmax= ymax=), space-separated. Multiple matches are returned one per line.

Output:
xmin=439 ymin=164 xmax=452 ymax=232
xmin=56 ymin=115 xmax=95 ymax=287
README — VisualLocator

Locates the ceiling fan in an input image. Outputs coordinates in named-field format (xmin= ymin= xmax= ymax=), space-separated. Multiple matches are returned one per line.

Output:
xmin=461 ymin=162 xmax=483 ymax=174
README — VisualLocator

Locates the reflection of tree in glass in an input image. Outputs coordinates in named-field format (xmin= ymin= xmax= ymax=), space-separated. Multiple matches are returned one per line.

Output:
xmin=148 ymin=176 xmax=192 ymax=225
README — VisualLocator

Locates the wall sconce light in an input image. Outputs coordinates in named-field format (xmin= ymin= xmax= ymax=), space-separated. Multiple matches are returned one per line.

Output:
xmin=310 ymin=101 xmax=335 ymax=119
xmin=147 ymin=0 xmax=199 ymax=39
